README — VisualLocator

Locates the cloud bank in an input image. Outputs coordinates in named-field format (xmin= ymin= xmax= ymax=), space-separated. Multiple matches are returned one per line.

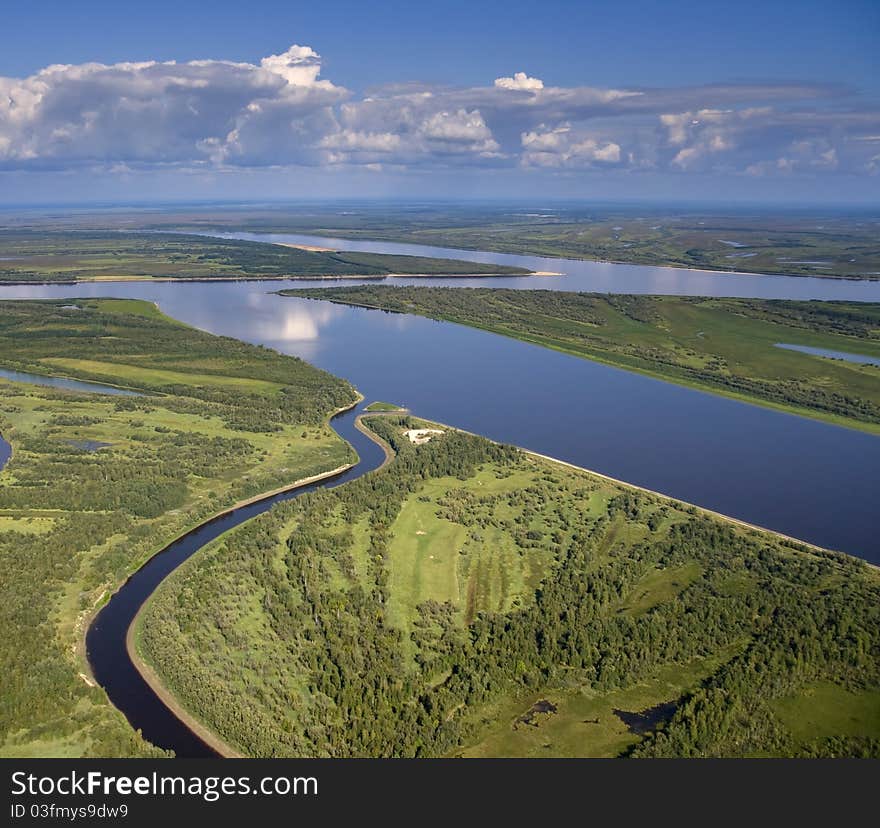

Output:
xmin=1 ymin=43 xmax=878 ymax=179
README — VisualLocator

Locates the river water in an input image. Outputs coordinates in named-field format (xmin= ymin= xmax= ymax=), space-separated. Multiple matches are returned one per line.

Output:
xmin=0 ymin=234 xmax=877 ymax=561
xmin=2 ymin=234 xmax=877 ymax=757
xmin=0 ymin=367 xmax=139 ymax=395
xmin=212 ymin=231 xmax=880 ymax=300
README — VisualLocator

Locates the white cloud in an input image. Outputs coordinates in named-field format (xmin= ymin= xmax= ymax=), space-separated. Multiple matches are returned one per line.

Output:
xmin=416 ymin=110 xmax=500 ymax=156
xmin=658 ymin=106 xmax=880 ymax=175
xmin=521 ymin=124 xmax=621 ymax=167
xmin=494 ymin=72 xmax=544 ymax=92
xmin=0 ymin=43 xmax=877 ymax=178
xmin=320 ymin=130 xmax=402 ymax=152
xmin=0 ymin=44 xmax=345 ymax=168
xmin=259 ymin=45 xmax=332 ymax=88
xmin=419 ymin=109 xmax=493 ymax=142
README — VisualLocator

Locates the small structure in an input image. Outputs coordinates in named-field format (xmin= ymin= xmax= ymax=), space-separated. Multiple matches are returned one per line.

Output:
xmin=404 ymin=428 xmax=444 ymax=445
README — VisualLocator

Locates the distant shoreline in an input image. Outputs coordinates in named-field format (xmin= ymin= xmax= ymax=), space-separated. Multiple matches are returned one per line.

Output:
xmin=0 ymin=270 xmax=532 ymax=286
xmin=255 ymin=231 xmax=880 ymax=282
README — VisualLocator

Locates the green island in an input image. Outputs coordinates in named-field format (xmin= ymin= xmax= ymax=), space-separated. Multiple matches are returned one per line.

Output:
xmin=91 ymin=204 xmax=880 ymax=280
xmin=0 ymin=231 xmax=529 ymax=283
xmin=0 ymin=298 xmax=358 ymax=757
xmin=285 ymin=287 xmax=880 ymax=433
xmin=137 ymin=414 xmax=880 ymax=758
xmin=365 ymin=401 xmax=405 ymax=412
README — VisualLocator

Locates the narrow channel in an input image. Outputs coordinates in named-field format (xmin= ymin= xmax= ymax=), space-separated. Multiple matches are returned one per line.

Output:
xmin=84 ymin=403 xmax=389 ymax=757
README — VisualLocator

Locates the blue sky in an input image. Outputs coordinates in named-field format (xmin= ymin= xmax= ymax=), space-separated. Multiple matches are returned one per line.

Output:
xmin=1 ymin=0 xmax=878 ymax=203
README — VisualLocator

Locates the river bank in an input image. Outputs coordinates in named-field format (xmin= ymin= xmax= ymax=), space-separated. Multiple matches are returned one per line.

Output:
xmin=409 ymin=412 xmax=859 ymax=561
xmin=0 ymin=298 xmax=361 ymax=757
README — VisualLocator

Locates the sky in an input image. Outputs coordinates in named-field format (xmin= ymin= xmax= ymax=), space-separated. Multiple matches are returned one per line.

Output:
xmin=1 ymin=0 xmax=878 ymax=204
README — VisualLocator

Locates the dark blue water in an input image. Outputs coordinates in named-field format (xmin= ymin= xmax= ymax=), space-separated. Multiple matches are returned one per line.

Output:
xmin=0 ymin=277 xmax=877 ymax=561
xmin=775 ymin=343 xmax=880 ymax=366
xmin=85 ymin=404 xmax=387 ymax=757
xmin=0 ymin=367 xmax=139 ymax=395
xmin=0 ymin=368 xmax=139 ymax=472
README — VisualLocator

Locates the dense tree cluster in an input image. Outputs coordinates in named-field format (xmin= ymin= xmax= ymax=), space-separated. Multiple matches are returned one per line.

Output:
xmin=0 ymin=427 xmax=254 ymax=516
xmin=141 ymin=416 xmax=880 ymax=758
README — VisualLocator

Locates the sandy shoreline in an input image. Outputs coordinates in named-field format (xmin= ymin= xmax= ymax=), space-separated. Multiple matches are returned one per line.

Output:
xmin=273 ymin=235 xmax=877 ymax=282
xmin=275 ymin=242 xmax=336 ymax=252
xmin=73 ymin=394 xmax=358 ymax=736
xmin=0 ymin=270 xmax=534 ymax=286
xmin=521 ymin=449 xmax=834 ymax=555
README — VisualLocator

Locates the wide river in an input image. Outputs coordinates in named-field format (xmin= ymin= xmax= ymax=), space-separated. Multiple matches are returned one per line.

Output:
xmin=1 ymin=232 xmax=878 ymax=562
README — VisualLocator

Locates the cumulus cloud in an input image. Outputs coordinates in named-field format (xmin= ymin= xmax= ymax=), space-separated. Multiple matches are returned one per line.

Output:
xmin=494 ymin=72 xmax=544 ymax=92
xmin=521 ymin=124 xmax=621 ymax=167
xmin=259 ymin=44 xmax=334 ymax=88
xmin=320 ymin=130 xmax=402 ymax=153
xmin=0 ymin=44 xmax=347 ymax=169
xmin=417 ymin=110 xmax=500 ymax=155
xmin=656 ymin=106 xmax=880 ymax=175
xmin=1 ymin=43 xmax=878 ymax=178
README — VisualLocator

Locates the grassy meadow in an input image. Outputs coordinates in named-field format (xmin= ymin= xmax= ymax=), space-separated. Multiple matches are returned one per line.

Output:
xmin=364 ymin=401 xmax=405 ymax=411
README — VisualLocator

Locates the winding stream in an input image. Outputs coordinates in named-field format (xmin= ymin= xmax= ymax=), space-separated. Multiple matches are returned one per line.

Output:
xmin=0 ymin=377 xmax=387 ymax=756
xmin=85 ymin=404 xmax=388 ymax=757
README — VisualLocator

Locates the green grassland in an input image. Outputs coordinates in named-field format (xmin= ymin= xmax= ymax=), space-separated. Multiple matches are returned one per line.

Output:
xmin=81 ymin=204 xmax=880 ymax=280
xmin=458 ymin=648 xmax=739 ymax=758
xmin=0 ymin=299 xmax=357 ymax=757
xmin=0 ymin=231 xmax=529 ymax=283
xmin=137 ymin=415 xmax=880 ymax=758
xmin=770 ymin=682 xmax=880 ymax=746
xmin=288 ymin=287 xmax=880 ymax=432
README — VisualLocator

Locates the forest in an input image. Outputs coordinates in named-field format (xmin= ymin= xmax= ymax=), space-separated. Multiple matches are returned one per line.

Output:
xmin=0 ymin=299 xmax=357 ymax=757
xmin=0 ymin=231 xmax=528 ymax=283
xmin=138 ymin=414 xmax=880 ymax=758
xmin=286 ymin=286 xmax=880 ymax=432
